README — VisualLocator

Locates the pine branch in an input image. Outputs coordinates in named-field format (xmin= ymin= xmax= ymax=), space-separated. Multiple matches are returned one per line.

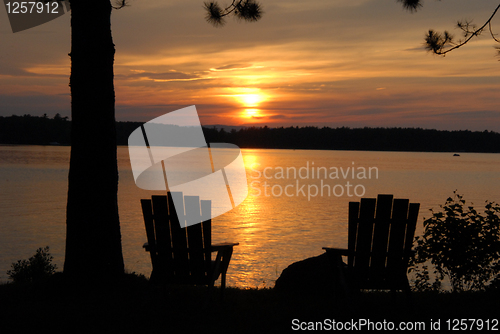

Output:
xmin=204 ymin=0 xmax=263 ymax=27
xmin=428 ymin=4 xmax=500 ymax=55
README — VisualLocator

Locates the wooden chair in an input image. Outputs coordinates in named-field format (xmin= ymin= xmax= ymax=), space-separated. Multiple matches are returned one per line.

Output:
xmin=323 ymin=194 xmax=419 ymax=295
xmin=141 ymin=192 xmax=238 ymax=298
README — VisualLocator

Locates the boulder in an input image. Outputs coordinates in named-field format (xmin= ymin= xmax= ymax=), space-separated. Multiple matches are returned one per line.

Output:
xmin=274 ymin=253 xmax=337 ymax=293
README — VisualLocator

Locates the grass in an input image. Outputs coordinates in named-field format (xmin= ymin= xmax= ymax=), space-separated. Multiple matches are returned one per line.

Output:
xmin=0 ymin=272 xmax=498 ymax=333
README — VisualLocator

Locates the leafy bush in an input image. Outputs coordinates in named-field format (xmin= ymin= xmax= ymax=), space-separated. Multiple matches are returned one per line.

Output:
xmin=409 ymin=192 xmax=500 ymax=292
xmin=7 ymin=246 xmax=57 ymax=283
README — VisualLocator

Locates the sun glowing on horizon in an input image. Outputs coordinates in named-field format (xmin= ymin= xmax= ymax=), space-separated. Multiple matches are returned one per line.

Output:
xmin=242 ymin=94 xmax=261 ymax=107
xmin=219 ymin=88 xmax=269 ymax=121
xmin=233 ymin=93 xmax=265 ymax=108
xmin=222 ymin=88 xmax=267 ymax=108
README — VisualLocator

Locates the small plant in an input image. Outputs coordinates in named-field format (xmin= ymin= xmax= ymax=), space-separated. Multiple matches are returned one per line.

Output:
xmin=409 ymin=191 xmax=500 ymax=292
xmin=7 ymin=246 xmax=57 ymax=283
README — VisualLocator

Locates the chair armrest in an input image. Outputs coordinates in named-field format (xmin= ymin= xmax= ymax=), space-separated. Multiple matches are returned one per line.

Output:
xmin=143 ymin=242 xmax=155 ymax=252
xmin=322 ymin=247 xmax=350 ymax=256
xmin=324 ymin=247 xmax=411 ymax=260
xmin=211 ymin=243 xmax=239 ymax=252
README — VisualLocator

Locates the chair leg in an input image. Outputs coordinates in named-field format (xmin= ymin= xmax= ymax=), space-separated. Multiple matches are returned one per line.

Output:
xmin=388 ymin=278 xmax=414 ymax=313
xmin=208 ymin=247 xmax=234 ymax=301
xmin=220 ymin=271 xmax=227 ymax=299
xmin=403 ymin=279 xmax=414 ymax=310
xmin=207 ymin=252 xmax=223 ymax=303
xmin=219 ymin=247 xmax=234 ymax=300
xmin=203 ymin=282 xmax=214 ymax=308
xmin=325 ymin=250 xmax=350 ymax=298
xmin=395 ymin=275 xmax=413 ymax=299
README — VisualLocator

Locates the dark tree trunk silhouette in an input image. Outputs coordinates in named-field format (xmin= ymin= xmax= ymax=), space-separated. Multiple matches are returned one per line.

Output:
xmin=62 ymin=0 xmax=261 ymax=279
xmin=64 ymin=0 xmax=124 ymax=278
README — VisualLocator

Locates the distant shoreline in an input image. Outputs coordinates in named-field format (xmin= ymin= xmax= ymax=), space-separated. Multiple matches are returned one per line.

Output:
xmin=1 ymin=115 xmax=499 ymax=153
xmin=5 ymin=143 xmax=498 ymax=155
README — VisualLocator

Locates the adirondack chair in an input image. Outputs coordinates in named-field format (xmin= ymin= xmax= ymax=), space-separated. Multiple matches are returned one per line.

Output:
xmin=323 ymin=194 xmax=419 ymax=295
xmin=141 ymin=192 xmax=238 ymax=297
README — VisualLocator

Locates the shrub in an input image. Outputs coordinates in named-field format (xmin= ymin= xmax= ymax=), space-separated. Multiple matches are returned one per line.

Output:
xmin=409 ymin=192 xmax=500 ymax=292
xmin=7 ymin=246 xmax=57 ymax=283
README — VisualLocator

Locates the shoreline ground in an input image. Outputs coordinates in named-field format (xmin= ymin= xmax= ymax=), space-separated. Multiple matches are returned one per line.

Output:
xmin=0 ymin=273 xmax=498 ymax=333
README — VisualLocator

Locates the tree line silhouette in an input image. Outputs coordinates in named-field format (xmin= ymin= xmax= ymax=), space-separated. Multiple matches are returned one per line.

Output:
xmin=1 ymin=114 xmax=499 ymax=153
xmin=0 ymin=114 xmax=70 ymax=145
xmin=204 ymin=126 xmax=500 ymax=152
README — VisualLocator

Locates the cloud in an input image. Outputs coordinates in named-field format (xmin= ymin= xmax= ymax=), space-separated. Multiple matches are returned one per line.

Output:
xmin=404 ymin=46 xmax=427 ymax=52
xmin=210 ymin=63 xmax=255 ymax=71
xmin=0 ymin=65 xmax=31 ymax=77
xmin=269 ymin=114 xmax=287 ymax=119
xmin=121 ymin=70 xmax=203 ymax=81
xmin=424 ymin=110 xmax=500 ymax=119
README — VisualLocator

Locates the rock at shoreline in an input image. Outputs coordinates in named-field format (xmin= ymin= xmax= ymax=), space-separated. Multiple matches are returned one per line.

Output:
xmin=274 ymin=253 xmax=337 ymax=293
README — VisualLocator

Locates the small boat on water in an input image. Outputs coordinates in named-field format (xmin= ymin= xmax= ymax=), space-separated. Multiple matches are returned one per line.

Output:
xmin=453 ymin=153 xmax=460 ymax=157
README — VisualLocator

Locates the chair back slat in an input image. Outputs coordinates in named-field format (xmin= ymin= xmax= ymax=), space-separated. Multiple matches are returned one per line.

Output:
xmin=353 ymin=198 xmax=376 ymax=279
xmin=403 ymin=203 xmax=420 ymax=264
xmin=151 ymin=195 xmax=175 ymax=277
xmin=141 ymin=199 xmax=158 ymax=270
xmin=166 ymin=192 xmax=190 ymax=278
xmin=201 ymin=200 xmax=212 ymax=274
xmin=370 ymin=194 xmax=394 ymax=277
xmin=386 ymin=199 xmax=410 ymax=273
xmin=185 ymin=196 xmax=206 ymax=281
xmin=347 ymin=202 xmax=359 ymax=268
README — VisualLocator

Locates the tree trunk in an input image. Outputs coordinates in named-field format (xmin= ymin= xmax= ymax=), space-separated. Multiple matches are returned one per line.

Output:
xmin=64 ymin=0 xmax=124 ymax=278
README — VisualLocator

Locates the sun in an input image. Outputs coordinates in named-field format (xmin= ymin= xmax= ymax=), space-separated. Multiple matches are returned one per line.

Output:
xmin=232 ymin=93 xmax=264 ymax=107
xmin=227 ymin=89 xmax=267 ymax=108
xmin=241 ymin=94 xmax=262 ymax=107
xmin=221 ymin=88 xmax=268 ymax=121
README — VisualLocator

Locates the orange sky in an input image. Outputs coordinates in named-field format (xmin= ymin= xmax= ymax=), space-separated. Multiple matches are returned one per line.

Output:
xmin=1 ymin=0 xmax=500 ymax=131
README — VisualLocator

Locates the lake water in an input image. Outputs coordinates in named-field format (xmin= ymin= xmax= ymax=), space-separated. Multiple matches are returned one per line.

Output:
xmin=0 ymin=145 xmax=499 ymax=287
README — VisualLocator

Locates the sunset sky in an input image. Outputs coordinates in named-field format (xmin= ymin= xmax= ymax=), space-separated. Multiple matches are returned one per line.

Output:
xmin=1 ymin=0 xmax=500 ymax=131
